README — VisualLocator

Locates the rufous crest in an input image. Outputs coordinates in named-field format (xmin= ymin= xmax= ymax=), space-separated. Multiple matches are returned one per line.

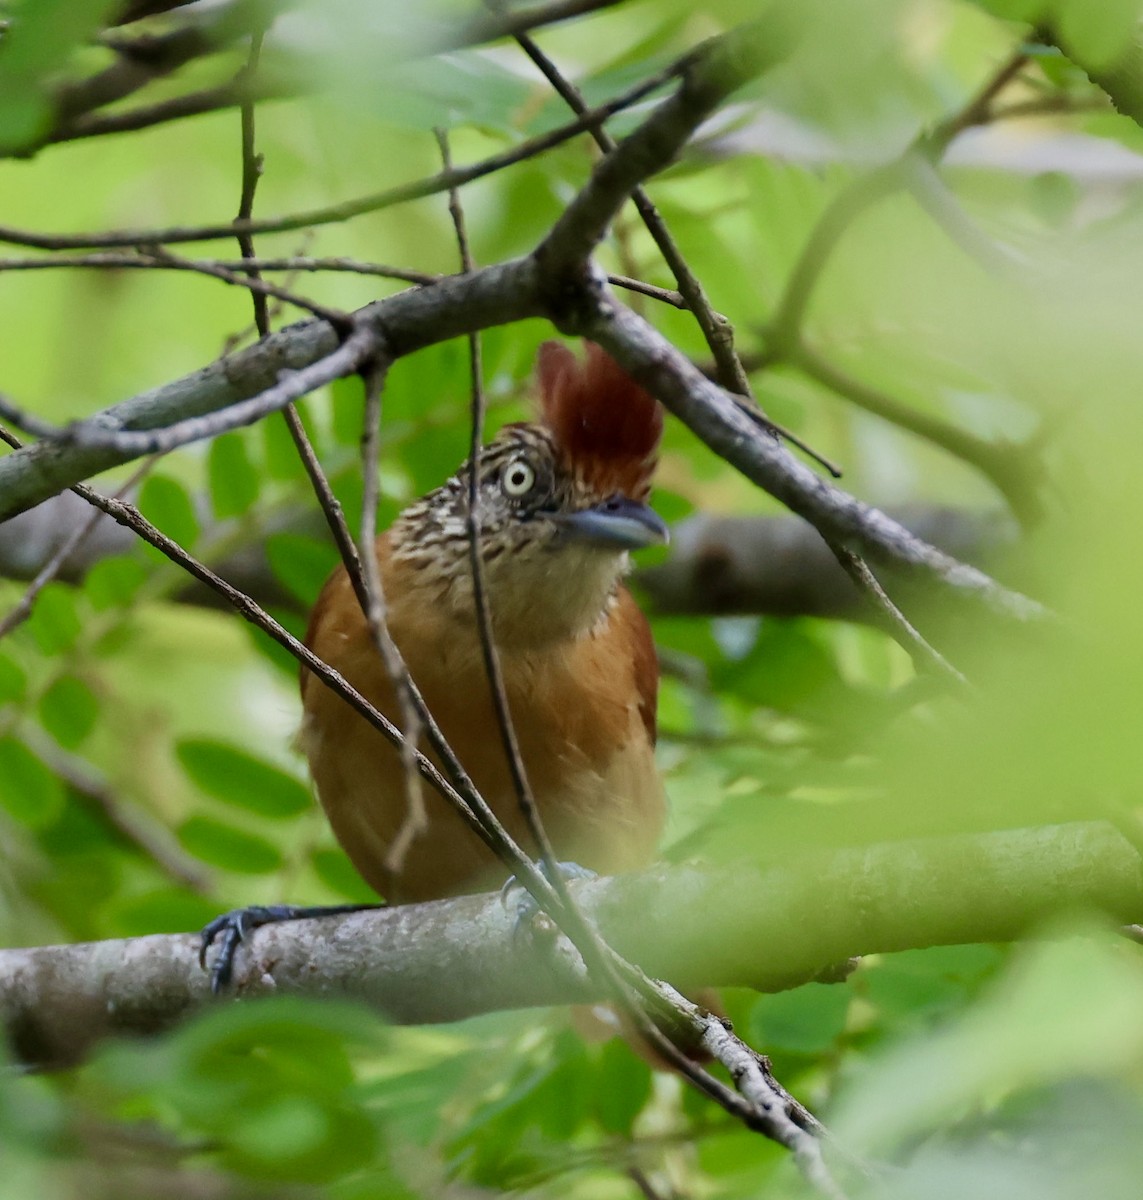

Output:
xmin=536 ymin=341 xmax=663 ymax=501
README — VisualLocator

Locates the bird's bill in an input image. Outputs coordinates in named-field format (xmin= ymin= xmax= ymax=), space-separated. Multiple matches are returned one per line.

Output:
xmin=551 ymin=497 xmax=669 ymax=550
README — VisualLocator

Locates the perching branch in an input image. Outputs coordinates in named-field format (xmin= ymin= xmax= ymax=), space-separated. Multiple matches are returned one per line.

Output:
xmin=2 ymin=821 xmax=1137 ymax=1069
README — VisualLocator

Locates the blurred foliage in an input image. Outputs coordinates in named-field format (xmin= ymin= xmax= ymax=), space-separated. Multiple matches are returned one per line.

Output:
xmin=2 ymin=0 xmax=1143 ymax=1197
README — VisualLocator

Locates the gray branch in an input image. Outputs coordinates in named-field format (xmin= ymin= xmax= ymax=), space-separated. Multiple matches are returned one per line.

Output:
xmin=636 ymin=506 xmax=1018 ymax=619
xmin=1 ymin=821 xmax=1136 ymax=1069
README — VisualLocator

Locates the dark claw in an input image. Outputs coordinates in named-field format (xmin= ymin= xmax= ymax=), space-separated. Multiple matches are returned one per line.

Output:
xmin=500 ymin=860 xmax=597 ymax=931
xmin=199 ymin=903 xmax=382 ymax=994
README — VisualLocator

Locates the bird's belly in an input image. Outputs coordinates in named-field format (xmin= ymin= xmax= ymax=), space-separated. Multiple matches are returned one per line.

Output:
xmin=300 ymin=648 xmax=663 ymax=904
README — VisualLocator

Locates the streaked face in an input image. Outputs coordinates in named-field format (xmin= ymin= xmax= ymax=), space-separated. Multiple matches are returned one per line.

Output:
xmin=390 ymin=425 xmax=666 ymax=646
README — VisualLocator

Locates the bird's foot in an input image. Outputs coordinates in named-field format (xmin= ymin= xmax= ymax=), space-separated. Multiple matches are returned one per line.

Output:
xmin=199 ymin=903 xmax=382 ymax=994
xmin=500 ymin=860 xmax=597 ymax=933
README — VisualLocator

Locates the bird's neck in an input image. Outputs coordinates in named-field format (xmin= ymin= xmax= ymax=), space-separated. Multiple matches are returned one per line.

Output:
xmin=383 ymin=531 xmax=628 ymax=652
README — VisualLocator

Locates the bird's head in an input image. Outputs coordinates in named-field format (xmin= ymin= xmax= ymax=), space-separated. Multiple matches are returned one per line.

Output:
xmin=390 ymin=340 xmax=666 ymax=648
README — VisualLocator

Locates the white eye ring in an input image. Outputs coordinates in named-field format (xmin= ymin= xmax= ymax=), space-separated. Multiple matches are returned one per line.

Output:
xmin=501 ymin=458 xmax=536 ymax=498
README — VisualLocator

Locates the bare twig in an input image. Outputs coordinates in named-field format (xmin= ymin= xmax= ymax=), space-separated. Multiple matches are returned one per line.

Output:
xmin=457 ymin=0 xmax=625 ymax=48
xmin=0 ymin=252 xmax=441 ymax=286
xmin=606 ymin=274 xmax=685 ymax=308
xmin=234 ymin=29 xmax=271 ymax=338
xmin=149 ymin=244 xmax=348 ymax=323
xmin=227 ymin=61 xmax=369 ymax=607
xmin=828 ymin=544 xmax=968 ymax=686
xmin=357 ymin=360 xmax=428 ymax=877
xmin=435 ymin=126 xmax=558 ymax=880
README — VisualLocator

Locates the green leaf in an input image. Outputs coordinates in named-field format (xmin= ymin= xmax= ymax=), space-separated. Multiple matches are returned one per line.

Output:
xmin=1053 ymin=0 xmax=1141 ymax=71
xmin=138 ymin=475 xmax=200 ymax=551
xmin=37 ymin=674 xmax=99 ymax=749
xmin=25 ymin=583 xmax=83 ymax=655
xmin=83 ymin=556 xmax=147 ymax=611
xmin=749 ymin=981 xmax=851 ymax=1055
xmin=362 ymin=53 xmax=533 ymax=134
xmin=311 ymin=847 xmax=377 ymax=903
xmin=104 ymin=888 xmax=223 ymax=938
xmin=0 ymin=652 xmax=27 ymax=703
xmin=264 ymin=534 xmax=340 ymax=608
xmin=176 ymin=739 xmax=312 ymax=819
xmin=0 ymin=737 xmax=65 ymax=828
xmin=330 ymin=374 xmax=366 ymax=446
xmin=177 ymin=815 xmax=284 ymax=874
xmin=652 ymin=487 xmax=695 ymax=524
xmin=862 ymin=945 xmax=1004 ymax=1028
xmin=92 ymin=998 xmax=384 ymax=1183
xmin=262 ymin=403 xmax=319 ymax=481
xmin=592 ymin=1040 xmax=653 ymax=1134
xmin=208 ymin=432 xmax=261 ymax=520
xmin=0 ymin=0 xmax=121 ymax=154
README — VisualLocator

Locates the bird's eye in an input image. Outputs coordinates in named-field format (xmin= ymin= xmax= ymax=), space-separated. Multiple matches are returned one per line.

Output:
xmin=500 ymin=458 xmax=536 ymax=498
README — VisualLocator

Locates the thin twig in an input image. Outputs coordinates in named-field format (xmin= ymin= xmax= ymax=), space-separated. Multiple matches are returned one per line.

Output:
xmin=626 ymin=1167 xmax=675 ymax=1200
xmin=828 ymin=544 xmax=968 ymax=686
xmin=456 ymin=0 xmax=625 ymax=47
xmin=606 ymin=274 xmax=686 ymax=308
xmin=435 ymin=127 xmax=559 ymax=879
xmin=227 ymin=29 xmax=369 ymax=607
xmin=47 ymin=73 xmax=300 ymax=147
xmin=0 ymin=252 xmax=441 ymax=285
xmin=144 ymin=245 xmax=348 ymax=324
xmin=234 ymin=29 xmax=270 ymax=337
xmin=357 ymin=360 xmax=427 ymax=877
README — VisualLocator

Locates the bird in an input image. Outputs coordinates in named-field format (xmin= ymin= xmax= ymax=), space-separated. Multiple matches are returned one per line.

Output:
xmin=201 ymin=339 xmax=668 ymax=983
xmin=301 ymin=339 xmax=667 ymax=903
